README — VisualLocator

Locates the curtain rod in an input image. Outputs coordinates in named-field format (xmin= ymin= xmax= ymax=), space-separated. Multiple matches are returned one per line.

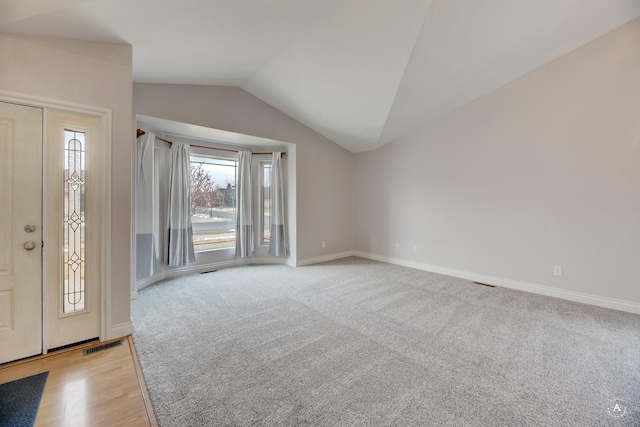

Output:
xmin=137 ymin=129 xmax=285 ymax=156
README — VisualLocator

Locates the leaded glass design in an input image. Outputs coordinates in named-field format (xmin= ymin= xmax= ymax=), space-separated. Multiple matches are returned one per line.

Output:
xmin=63 ymin=130 xmax=86 ymax=313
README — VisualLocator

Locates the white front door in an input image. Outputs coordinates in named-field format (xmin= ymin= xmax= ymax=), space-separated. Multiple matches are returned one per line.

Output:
xmin=0 ymin=102 xmax=43 ymax=364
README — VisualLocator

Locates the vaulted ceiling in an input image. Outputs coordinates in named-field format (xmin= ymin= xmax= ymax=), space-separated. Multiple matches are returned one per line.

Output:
xmin=2 ymin=0 xmax=639 ymax=152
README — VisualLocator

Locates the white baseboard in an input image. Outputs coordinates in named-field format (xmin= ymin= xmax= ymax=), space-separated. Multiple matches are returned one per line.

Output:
xmin=135 ymin=274 xmax=163 ymax=293
xmin=354 ymin=251 xmax=640 ymax=315
xmin=285 ymin=258 xmax=297 ymax=267
xmin=164 ymin=258 xmax=251 ymax=278
xmin=135 ymin=259 xmax=250 ymax=292
xmin=135 ymin=275 xmax=157 ymax=291
xmin=106 ymin=320 xmax=134 ymax=340
xmin=296 ymin=250 xmax=356 ymax=267
xmin=134 ymin=256 xmax=288 ymax=295
xmin=251 ymin=256 xmax=287 ymax=265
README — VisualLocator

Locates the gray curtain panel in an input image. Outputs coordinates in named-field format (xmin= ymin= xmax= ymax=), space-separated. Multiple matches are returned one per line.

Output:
xmin=268 ymin=152 xmax=287 ymax=257
xmin=235 ymin=151 xmax=254 ymax=258
xmin=166 ymin=141 xmax=195 ymax=266
xmin=136 ymin=131 xmax=157 ymax=280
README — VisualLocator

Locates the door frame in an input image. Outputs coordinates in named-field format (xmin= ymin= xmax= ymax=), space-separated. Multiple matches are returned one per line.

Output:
xmin=0 ymin=90 xmax=112 ymax=351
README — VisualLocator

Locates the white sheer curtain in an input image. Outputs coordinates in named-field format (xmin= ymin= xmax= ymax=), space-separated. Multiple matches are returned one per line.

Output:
xmin=136 ymin=131 xmax=157 ymax=280
xmin=166 ymin=142 xmax=195 ymax=266
xmin=268 ymin=152 xmax=287 ymax=257
xmin=235 ymin=151 xmax=254 ymax=258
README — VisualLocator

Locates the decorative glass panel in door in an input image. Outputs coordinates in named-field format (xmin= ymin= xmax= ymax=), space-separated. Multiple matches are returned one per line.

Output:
xmin=63 ymin=130 xmax=86 ymax=313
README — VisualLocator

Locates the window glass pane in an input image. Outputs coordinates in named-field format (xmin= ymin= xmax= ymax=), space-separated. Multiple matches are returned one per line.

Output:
xmin=63 ymin=129 xmax=86 ymax=313
xmin=262 ymin=163 xmax=271 ymax=244
xmin=190 ymin=156 xmax=237 ymax=251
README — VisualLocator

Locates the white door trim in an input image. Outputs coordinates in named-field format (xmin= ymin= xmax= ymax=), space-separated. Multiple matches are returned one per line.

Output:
xmin=0 ymin=90 xmax=113 ymax=348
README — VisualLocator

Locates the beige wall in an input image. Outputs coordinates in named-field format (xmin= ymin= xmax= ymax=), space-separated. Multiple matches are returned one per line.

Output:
xmin=133 ymin=84 xmax=355 ymax=262
xmin=4 ymin=14 xmax=632 ymax=330
xmin=354 ymin=18 xmax=640 ymax=304
xmin=0 ymin=34 xmax=133 ymax=329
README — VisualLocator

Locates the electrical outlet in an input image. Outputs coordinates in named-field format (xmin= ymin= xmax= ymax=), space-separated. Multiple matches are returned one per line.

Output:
xmin=413 ymin=245 xmax=418 ymax=254
xmin=395 ymin=243 xmax=400 ymax=250
xmin=322 ymin=241 xmax=326 ymax=248
xmin=554 ymin=266 xmax=562 ymax=276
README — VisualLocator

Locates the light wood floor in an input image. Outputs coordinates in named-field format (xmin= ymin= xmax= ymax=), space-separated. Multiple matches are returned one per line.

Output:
xmin=0 ymin=336 xmax=157 ymax=427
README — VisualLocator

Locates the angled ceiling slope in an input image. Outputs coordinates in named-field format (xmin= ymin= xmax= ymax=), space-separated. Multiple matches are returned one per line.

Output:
xmin=2 ymin=0 xmax=640 ymax=152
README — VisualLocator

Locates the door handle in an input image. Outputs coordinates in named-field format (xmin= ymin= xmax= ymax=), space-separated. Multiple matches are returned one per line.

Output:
xmin=24 ymin=241 xmax=37 ymax=251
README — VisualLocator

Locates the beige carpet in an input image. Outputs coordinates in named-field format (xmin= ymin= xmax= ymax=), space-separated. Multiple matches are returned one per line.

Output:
xmin=132 ymin=257 xmax=640 ymax=426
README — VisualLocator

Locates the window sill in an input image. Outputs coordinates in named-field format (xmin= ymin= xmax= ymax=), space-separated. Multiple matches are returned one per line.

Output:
xmin=194 ymin=246 xmax=235 ymax=254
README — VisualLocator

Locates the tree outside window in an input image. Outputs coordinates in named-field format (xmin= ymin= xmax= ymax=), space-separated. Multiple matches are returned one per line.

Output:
xmin=190 ymin=157 xmax=237 ymax=251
